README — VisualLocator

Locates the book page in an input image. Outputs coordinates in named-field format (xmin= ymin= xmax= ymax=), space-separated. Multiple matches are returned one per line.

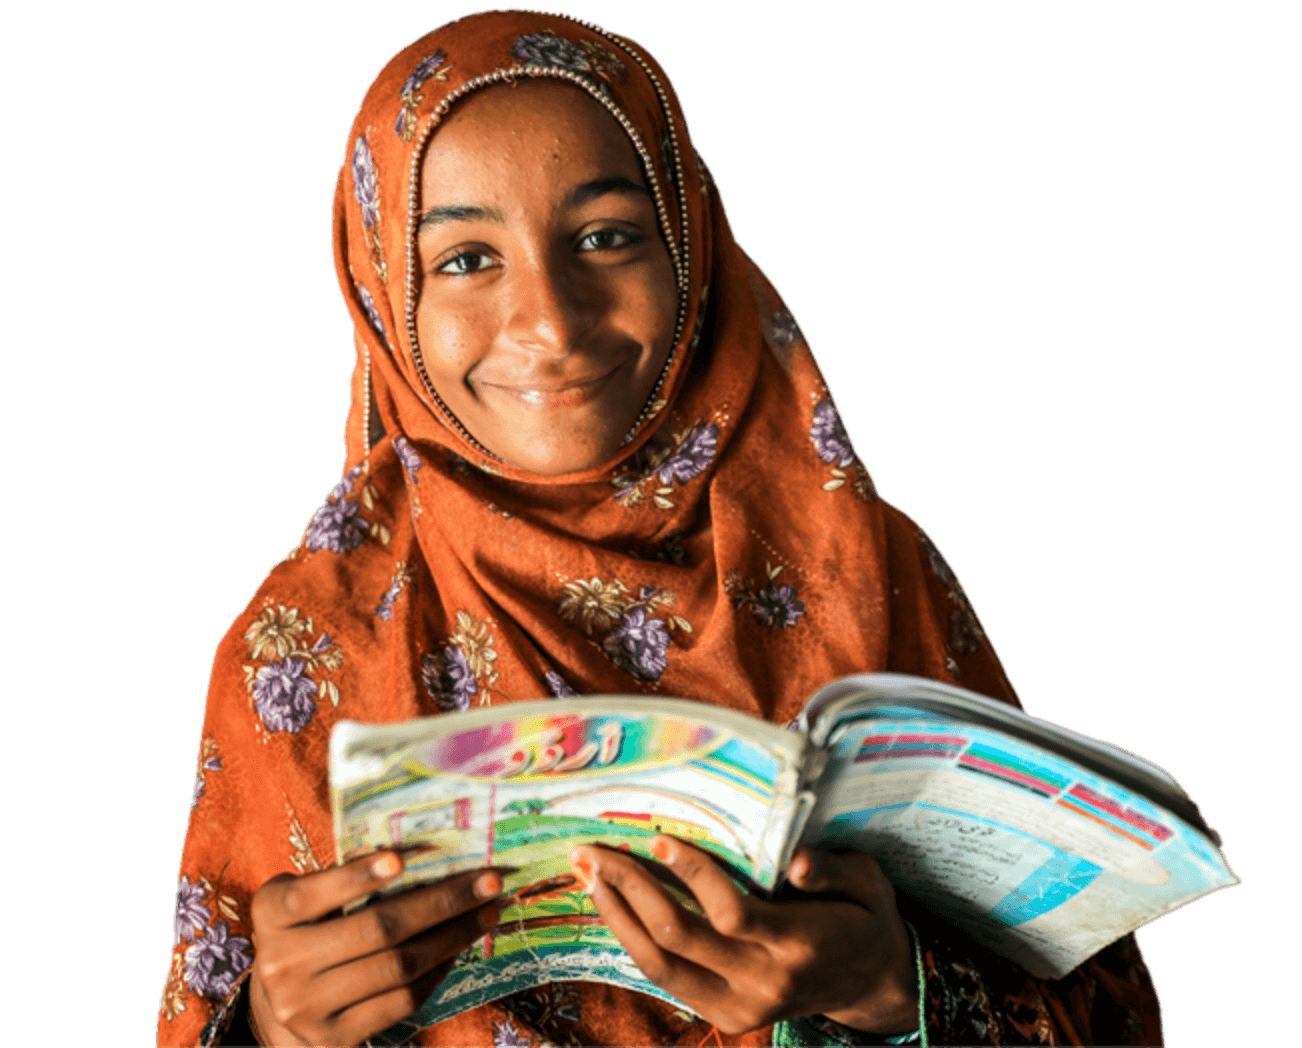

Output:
xmin=800 ymin=710 xmax=1236 ymax=978
xmin=331 ymin=703 xmax=804 ymax=1024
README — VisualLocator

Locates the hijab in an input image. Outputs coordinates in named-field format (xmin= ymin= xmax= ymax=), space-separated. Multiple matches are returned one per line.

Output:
xmin=160 ymin=11 xmax=1017 ymax=1046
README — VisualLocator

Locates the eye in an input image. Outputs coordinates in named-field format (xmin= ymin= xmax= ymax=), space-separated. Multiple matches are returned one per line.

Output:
xmin=578 ymin=228 xmax=642 ymax=252
xmin=434 ymin=250 xmax=499 ymax=276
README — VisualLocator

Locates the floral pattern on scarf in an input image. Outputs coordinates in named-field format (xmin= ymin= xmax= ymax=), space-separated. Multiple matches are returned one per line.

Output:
xmin=393 ymin=436 xmax=423 ymax=478
xmin=161 ymin=873 xmax=251 ymax=1022
xmin=558 ymin=578 xmax=691 ymax=682
xmin=726 ymin=561 xmax=807 ymax=630
xmin=497 ymin=983 xmax=584 ymax=1047
xmin=810 ymin=399 xmax=876 ymax=501
xmin=375 ymin=559 xmax=412 ymax=621
xmin=355 ymin=280 xmax=386 ymax=340
xmin=612 ymin=421 xmax=719 ymax=509
xmin=394 ymin=49 xmax=451 ymax=141
xmin=305 ymin=463 xmax=391 ymax=553
xmin=422 ymin=609 xmax=500 ymax=710
xmin=241 ymin=603 xmax=343 ymax=732
xmin=352 ymin=134 xmax=388 ymax=283
xmin=190 ymin=736 xmax=222 ymax=810
xmin=511 ymin=31 xmax=626 ymax=99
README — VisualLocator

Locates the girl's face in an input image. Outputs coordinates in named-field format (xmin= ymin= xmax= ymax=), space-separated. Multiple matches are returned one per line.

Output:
xmin=414 ymin=80 xmax=678 ymax=476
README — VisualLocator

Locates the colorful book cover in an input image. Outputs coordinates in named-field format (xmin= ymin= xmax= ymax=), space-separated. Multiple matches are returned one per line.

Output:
xmin=330 ymin=700 xmax=809 ymax=1028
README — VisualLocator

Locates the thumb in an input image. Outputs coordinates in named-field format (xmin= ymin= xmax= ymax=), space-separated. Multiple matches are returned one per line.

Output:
xmin=787 ymin=847 xmax=895 ymax=911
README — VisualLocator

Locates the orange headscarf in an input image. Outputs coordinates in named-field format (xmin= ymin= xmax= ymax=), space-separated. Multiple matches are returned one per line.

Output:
xmin=159 ymin=12 xmax=1159 ymax=1047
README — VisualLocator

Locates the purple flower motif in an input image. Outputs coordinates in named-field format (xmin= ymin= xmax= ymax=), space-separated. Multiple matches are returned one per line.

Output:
xmin=191 ymin=773 xmax=205 ymax=809
xmin=422 ymin=645 xmax=477 ymax=712
xmin=810 ymin=400 xmax=856 ymax=467
xmin=402 ymin=49 xmax=448 ymax=96
xmin=602 ymin=607 xmax=670 ymax=681
xmin=766 ymin=309 xmax=803 ymax=348
xmin=252 ymin=658 xmax=318 ymax=733
xmin=393 ymin=435 xmax=422 ymax=478
xmin=326 ymin=464 xmax=363 ymax=504
xmin=183 ymin=922 xmax=251 ymax=1001
xmin=352 ymin=135 xmax=379 ymax=229
xmin=493 ymin=1019 xmax=531 ymax=1048
xmin=656 ymin=423 xmax=719 ymax=485
xmin=305 ymin=498 xmax=368 ymax=554
xmin=375 ymin=589 xmax=395 ymax=620
xmin=512 ymin=32 xmax=591 ymax=73
xmin=751 ymin=584 xmax=806 ymax=629
xmin=313 ymin=633 xmax=332 ymax=653
xmin=544 ymin=670 xmax=575 ymax=698
xmin=356 ymin=283 xmax=386 ymax=338
xmin=175 ymin=876 xmax=210 ymax=945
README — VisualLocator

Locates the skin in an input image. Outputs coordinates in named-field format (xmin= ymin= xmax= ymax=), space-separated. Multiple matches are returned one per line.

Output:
xmin=248 ymin=853 xmax=504 ymax=1045
xmin=570 ymin=837 xmax=918 ymax=1036
xmin=413 ymin=79 xmax=680 ymax=476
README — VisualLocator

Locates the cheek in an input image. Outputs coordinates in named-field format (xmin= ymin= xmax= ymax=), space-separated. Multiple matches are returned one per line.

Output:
xmin=416 ymin=304 xmax=489 ymax=389
xmin=623 ymin=258 xmax=680 ymax=358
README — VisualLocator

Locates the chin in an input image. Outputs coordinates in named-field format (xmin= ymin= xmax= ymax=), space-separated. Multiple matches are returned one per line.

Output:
xmin=501 ymin=428 xmax=623 ymax=477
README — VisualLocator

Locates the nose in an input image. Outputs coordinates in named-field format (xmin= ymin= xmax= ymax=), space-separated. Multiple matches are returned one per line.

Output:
xmin=502 ymin=254 xmax=596 ymax=359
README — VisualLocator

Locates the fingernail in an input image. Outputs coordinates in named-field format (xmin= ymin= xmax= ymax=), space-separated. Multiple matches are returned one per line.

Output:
xmin=571 ymin=854 xmax=594 ymax=892
xmin=802 ymin=852 xmax=819 ymax=881
xmin=478 ymin=904 xmax=501 ymax=931
xmin=474 ymin=872 xmax=503 ymax=900
xmin=650 ymin=836 xmax=673 ymax=863
xmin=371 ymin=852 xmax=402 ymax=879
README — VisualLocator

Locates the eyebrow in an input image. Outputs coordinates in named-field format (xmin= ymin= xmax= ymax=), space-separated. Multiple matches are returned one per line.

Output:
xmin=419 ymin=203 xmax=505 ymax=230
xmin=567 ymin=175 xmax=650 ymax=208
xmin=416 ymin=176 xmax=649 ymax=231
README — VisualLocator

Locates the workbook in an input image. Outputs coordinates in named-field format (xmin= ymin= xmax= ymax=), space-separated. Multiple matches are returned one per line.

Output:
xmin=329 ymin=674 xmax=1235 ymax=1030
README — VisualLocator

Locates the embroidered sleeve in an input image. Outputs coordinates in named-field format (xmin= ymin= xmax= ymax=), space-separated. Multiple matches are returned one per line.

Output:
xmin=909 ymin=908 xmax=1163 ymax=1046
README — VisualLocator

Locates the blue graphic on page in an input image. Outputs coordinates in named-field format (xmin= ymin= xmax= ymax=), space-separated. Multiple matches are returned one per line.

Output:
xmin=987 ymin=851 xmax=1103 ymax=927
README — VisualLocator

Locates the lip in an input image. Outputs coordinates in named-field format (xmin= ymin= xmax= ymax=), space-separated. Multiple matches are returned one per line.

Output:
xmin=479 ymin=366 xmax=621 ymax=410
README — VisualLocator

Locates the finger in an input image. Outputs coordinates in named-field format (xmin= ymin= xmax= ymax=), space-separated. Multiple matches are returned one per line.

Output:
xmin=315 ymin=868 xmax=504 ymax=971
xmin=325 ymin=957 xmax=459 ymax=1047
xmin=646 ymin=835 xmax=773 ymax=940
xmin=577 ymin=849 xmax=731 ymax=1007
xmin=311 ymin=903 xmax=497 ymax=1018
xmin=786 ymin=847 xmax=895 ymax=912
xmin=254 ymin=851 xmax=407 ymax=930
xmin=574 ymin=844 xmax=744 ymax=972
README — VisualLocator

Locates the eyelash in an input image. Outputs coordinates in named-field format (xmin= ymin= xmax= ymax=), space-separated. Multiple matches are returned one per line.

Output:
xmin=432 ymin=228 xmax=643 ymax=276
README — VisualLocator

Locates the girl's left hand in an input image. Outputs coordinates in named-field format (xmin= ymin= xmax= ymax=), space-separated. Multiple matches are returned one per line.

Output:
xmin=569 ymin=837 xmax=918 ymax=1037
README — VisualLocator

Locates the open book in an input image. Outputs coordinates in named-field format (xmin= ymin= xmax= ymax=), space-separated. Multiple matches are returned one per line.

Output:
xmin=329 ymin=674 xmax=1235 ymax=1027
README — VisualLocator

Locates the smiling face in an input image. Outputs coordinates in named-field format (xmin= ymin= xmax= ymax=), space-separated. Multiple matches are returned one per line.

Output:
xmin=413 ymin=79 xmax=679 ymax=476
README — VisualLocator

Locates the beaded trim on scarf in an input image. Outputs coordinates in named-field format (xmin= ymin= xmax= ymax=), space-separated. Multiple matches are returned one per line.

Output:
xmin=402 ymin=19 xmax=692 ymax=464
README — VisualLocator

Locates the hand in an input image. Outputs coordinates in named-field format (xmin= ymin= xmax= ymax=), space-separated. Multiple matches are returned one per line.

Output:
xmin=248 ymin=852 xmax=503 ymax=1047
xmin=569 ymin=837 xmax=917 ymax=1036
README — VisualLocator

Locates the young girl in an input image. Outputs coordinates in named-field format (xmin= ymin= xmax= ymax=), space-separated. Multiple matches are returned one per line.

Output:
xmin=160 ymin=11 xmax=1162 ymax=1046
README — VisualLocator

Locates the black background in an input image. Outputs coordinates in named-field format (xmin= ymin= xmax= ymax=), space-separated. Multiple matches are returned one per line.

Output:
xmin=145 ymin=12 xmax=1249 ymax=1041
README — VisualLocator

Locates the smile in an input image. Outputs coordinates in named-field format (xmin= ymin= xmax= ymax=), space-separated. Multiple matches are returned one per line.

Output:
xmin=480 ymin=367 xmax=621 ymax=410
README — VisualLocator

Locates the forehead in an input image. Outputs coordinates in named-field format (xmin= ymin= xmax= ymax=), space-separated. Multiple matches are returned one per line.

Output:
xmin=420 ymin=80 xmax=644 ymax=199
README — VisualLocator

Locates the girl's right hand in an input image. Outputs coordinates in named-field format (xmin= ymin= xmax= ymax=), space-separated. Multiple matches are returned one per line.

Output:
xmin=248 ymin=852 xmax=503 ymax=1047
